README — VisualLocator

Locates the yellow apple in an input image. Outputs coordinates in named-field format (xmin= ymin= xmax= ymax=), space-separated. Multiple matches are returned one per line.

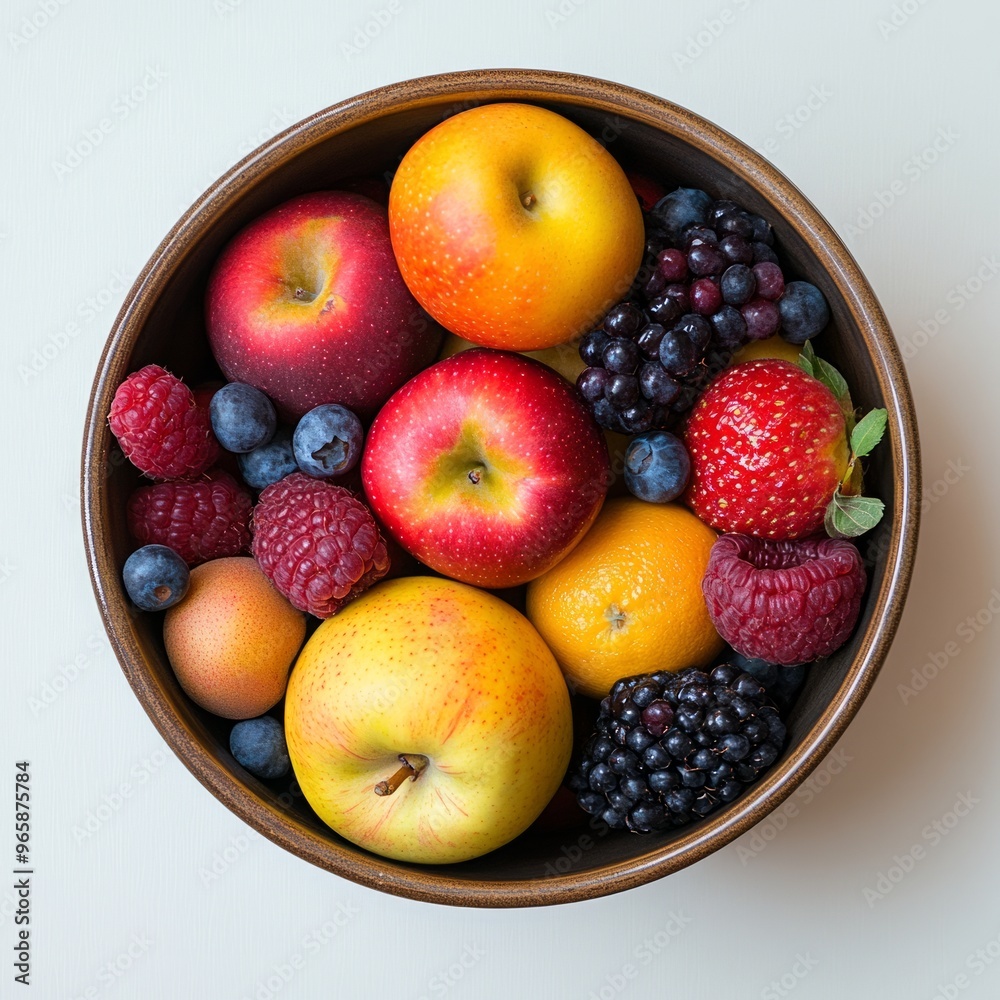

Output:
xmin=284 ymin=576 xmax=573 ymax=864
xmin=389 ymin=103 xmax=644 ymax=351
xmin=730 ymin=335 xmax=803 ymax=367
xmin=438 ymin=332 xmax=587 ymax=384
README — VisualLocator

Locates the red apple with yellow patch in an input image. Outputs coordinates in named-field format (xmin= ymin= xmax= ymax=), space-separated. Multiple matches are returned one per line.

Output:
xmin=206 ymin=191 xmax=441 ymax=420
xmin=361 ymin=349 xmax=610 ymax=588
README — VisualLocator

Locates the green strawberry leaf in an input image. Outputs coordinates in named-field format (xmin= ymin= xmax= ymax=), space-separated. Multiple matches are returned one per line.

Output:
xmin=796 ymin=341 xmax=816 ymax=377
xmin=850 ymin=408 xmax=888 ymax=459
xmin=825 ymin=490 xmax=885 ymax=538
xmin=813 ymin=356 xmax=851 ymax=412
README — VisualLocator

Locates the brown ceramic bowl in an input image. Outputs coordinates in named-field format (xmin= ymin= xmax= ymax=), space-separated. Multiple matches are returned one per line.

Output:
xmin=81 ymin=69 xmax=920 ymax=907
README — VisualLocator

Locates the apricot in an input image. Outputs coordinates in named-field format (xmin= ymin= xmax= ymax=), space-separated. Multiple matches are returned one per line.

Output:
xmin=163 ymin=557 xmax=306 ymax=719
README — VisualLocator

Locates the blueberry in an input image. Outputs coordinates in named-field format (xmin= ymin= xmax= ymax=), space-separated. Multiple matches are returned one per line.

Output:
xmin=625 ymin=727 xmax=656 ymax=753
xmin=741 ymin=298 xmax=782 ymax=340
xmin=604 ymin=302 xmax=645 ymax=338
xmin=238 ymin=427 xmax=298 ymax=489
xmin=650 ymin=187 xmax=712 ymax=242
xmin=715 ymin=211 xmax=754 ymax=239
xmin=647 ymin=293 xmax=683 ymax=328
xmin=637 ymin=323 xmax=667 ymax=360
xmin=719 ymin=234 xmax=754 ymax=265
xmin=604 ymin=373 xmax=639 ymax=409
xmin=687 ymin=242 xmax=727 ymax=277
xmin=639 ymin=363 xmax=681 ymax=406
xmin=643 ymin=745 xmax=672 ymax=770
xmin=676 ymin=314 xmax=712 ymax=353
xmin=656 ymin=248 xmax=689 ymax=283
xmin=624 ymin=431 xmax=691 ymax=503
xmin=629 ymin=802 xmax=666 ymax=832
xmin=578 ymin=791 xmax=606 ymax=814
xmin=293 ymin=404 xmax=364 ymax=478
xmin=591 ymin=398 xmax=625 ymax=433
xmin=229 ymin=715 xmax=290 ymax=780
xmin=710 ymin=305 xmax=748 ymax=349
xmin=729 ymin=652 xmax=779 ymax=688
xmin=209 ymin=383 xmax=277 ymax=454
xmin=683 ymin=225 xmax=719 ymax=249
xmin=122 ymin=544 xmax=189 ymax=611
xmin=718 ymin=733 xmax=752 ymax=761
xmin=658 ymin=328 xmax=699 ymax=376
xmin=620 ymin=402 xmax=655 ymax=434
xmin=601 ymin=808 xmax=627 ymax=829
xmin=720 ymin=264 xmax=756 ymax=306
xmin=648 ymin=768 xmax=678 ymax=793
xmin=577 ymin=367 xmax=609 ymax=403
xmin=588 ymin=763 xmax=617 ymax=792
xmin=779 ymin=281 xmax=831 ymax=343
xmin=752 ymin=241 xmax=780 ymax=265
xmin=580 ymin=329 xmax=611 ymax=366
xmin=602 ymin=338 xmax=640 ymax=374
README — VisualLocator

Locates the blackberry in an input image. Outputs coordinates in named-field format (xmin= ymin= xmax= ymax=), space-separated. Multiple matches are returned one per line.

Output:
xmin=575 ymin=187 xmax=831 ymax=433
xmin=570 ymin=665 xmax=785 ymax=833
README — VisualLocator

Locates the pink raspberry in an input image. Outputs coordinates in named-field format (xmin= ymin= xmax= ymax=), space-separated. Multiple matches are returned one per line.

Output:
xmin=702 ymin=534 xmax=866 ymax=664
xmin=109 ymin=365 xmax=219 ymax=480
xmin=127 ymin=471 xmax=252 ymax=566
xmin=252 ymin=472 xmax=389 ymax=619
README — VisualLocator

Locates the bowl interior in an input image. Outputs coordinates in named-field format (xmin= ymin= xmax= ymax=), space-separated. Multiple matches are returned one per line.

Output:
xmin=83 ymin=72 xmax=915 ymax=906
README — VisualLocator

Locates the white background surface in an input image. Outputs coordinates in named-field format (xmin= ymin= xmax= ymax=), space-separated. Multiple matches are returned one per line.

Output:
xmin=2 ymin=1 xmax=997 ymax=997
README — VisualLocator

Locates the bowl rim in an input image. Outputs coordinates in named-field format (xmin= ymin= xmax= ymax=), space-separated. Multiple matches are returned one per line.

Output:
xmin=81 ymin=67 xmax=921 ymax=907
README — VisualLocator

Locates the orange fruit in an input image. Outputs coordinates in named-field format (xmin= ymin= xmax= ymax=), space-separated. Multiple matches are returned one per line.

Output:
xmin=525 ymin=498 xmax=723 ymax=699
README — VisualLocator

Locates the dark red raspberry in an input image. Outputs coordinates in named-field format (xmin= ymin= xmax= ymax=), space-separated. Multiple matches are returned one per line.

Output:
xmin=109 ymin=365 xmax=219 ymax=480
xmin=252 ymin=472 xmax=389 ymax=618
xmin=127 ymin=470 xmax=251 ymax=566
xmin=702 ymin=534 xmax=866 ymax=664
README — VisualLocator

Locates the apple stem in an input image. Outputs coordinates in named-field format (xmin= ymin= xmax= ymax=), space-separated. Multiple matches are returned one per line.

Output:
xmin=521 ymin=192 xmax=537 ymax=209
xmin=374 ymin=754 xmax=428 ymax=796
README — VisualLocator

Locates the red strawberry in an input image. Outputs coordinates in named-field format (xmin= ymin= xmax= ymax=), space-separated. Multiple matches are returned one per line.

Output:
xmin=683 ymin=359 xmax=849 ymax=540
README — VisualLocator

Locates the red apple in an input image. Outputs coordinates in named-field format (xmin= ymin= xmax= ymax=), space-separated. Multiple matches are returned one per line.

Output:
xmin=206 ymin=191 xmax=441 ymax=420
xmin=361 ymin=349 xmax=610 ymax=588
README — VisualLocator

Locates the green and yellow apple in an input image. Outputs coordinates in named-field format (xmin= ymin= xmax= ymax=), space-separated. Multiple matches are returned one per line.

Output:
xmin=388 ymin=103 xmax=644 ymax=351
xmin=284 ymin=576 xmax=573 ymax=864
xmin=361 ymin=349 xmax=610 ymax=588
